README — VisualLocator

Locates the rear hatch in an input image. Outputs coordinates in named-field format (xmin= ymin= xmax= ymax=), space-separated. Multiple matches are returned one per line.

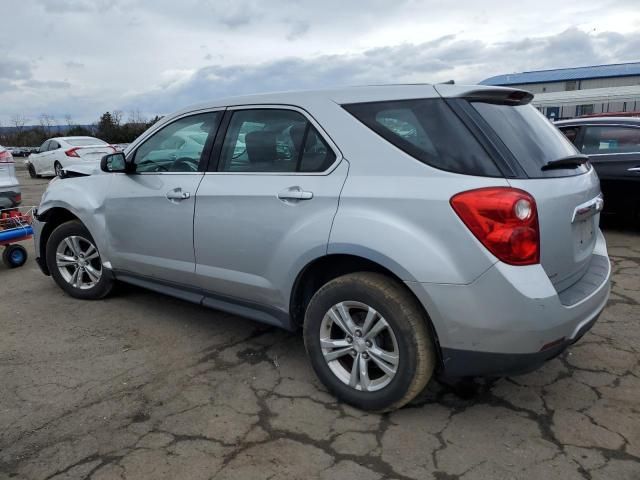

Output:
xmin=437 ymin=86 xmax=601 ymax=291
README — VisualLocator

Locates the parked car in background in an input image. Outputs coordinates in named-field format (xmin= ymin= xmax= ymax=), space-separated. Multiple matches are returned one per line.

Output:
xmin=34 ymin=85 xmax=610 ymax=411
xmin=556 ymin=117 xmax=640 ymax=221
xmin=0 ymin=145 xmax=21 ymax=208
xmin=27 ymin=137 xmax=115 ymax=178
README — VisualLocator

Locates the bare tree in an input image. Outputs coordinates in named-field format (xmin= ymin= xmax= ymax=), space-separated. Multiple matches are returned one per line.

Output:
xmin=127 ymin=109 xmax=147 ymax=125
xmin=39 ymin=114 xmax=56 ymax=136
xmin=112 ymin=110 xmax=123 ymax=127
xmin=11 ymin=114 xmax=28 ymax=134
xmin=64 ymin=114 xmax=74 ymax=127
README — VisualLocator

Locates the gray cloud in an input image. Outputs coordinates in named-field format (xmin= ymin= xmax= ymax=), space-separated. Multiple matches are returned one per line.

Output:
xmin=0 ymin=59 xmax=32 ymax=81
xmin=65 ymin=61 xmax=84 ymax=69
xmin=22 ymin=80 xmax=72 ymax=89
xmin=35 ymin=0 xmax=117 ymax=14
xmin=126 ymin=28 xmax=640 ymax=116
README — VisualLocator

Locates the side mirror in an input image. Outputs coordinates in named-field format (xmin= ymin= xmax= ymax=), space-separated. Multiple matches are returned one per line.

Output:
xmin=101 ymin=152 xmax=127 ymax=173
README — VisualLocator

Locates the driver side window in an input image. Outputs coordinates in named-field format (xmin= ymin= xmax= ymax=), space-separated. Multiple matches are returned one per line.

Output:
xmin=132 ymin=112 xmax=221 ymax=173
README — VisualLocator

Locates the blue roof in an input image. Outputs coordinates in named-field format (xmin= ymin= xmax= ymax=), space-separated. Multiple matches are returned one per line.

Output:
xmin=480 ymin=62 xmax=640 ymax=86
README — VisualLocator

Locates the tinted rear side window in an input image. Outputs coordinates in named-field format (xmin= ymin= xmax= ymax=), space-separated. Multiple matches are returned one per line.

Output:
xmin=343 ymin=99 xmax=501 ymax=177
xmin=472 ymin=102 xmax=589 ymax=178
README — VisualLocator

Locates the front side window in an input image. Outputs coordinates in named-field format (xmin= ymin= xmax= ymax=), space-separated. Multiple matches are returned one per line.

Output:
xmin=580 ymin=126 xmax=640 ymax=154
xmin=39 ymin=140 xmax=50 ymax=152
xmin=218 ymin=109 xmax=336 ymax=173
xmin=132 ymin=112 xmax=221 ymax=173
xmin=344 ymin=99 xmax=500 ymax=176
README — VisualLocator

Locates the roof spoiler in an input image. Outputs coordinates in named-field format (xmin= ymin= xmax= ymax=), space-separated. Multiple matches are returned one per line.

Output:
xmin=461 ymin=88 xmax=534 ymax=106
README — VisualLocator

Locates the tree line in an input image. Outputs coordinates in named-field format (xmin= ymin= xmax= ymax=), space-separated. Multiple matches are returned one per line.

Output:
xmin=0 ymin=110 xmax=162 ymax=147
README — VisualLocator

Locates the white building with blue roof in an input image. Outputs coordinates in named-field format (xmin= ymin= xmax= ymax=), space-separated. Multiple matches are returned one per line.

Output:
xmin=481 ymin=62 xmax=640 ymax=120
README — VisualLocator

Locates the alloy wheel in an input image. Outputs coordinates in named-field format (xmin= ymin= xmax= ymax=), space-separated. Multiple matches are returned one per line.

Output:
xmin=319 ymin=301 xmax=399 ymax=392
xmin=55 ymin=235 xmax=102 ymax=290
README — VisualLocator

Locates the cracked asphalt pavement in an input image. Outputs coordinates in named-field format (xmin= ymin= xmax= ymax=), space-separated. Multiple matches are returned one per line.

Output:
xmin=1 ymin=165 xmax=639 ymax=479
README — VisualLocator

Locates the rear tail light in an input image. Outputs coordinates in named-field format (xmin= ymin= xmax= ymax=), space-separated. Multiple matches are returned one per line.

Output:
xmin=0 ymin=150 xmax=14 ymax=163
xmin=65 ymin=147 xmax=80 ymax=158
xmin=450 ymin=187 xmax=540 ymax=266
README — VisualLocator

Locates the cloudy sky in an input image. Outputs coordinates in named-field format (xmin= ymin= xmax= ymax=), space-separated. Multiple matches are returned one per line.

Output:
xmin=1 ymin=0 xmax=639 ymax=124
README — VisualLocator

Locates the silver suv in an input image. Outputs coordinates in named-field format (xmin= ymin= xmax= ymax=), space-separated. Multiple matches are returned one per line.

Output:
xmin=33 ymin=85 xmax=611 ymax=411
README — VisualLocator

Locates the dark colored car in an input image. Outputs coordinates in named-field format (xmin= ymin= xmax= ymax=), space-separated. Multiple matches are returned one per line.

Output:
xmin=556 ymin=117 xmax=640 ymax=220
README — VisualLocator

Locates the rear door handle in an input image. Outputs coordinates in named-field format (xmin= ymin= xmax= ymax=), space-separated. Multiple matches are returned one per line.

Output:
xmin=278 ymin=187 xmax=313 ymax=201
xmin=628 ymin=167 xmax=640 ymax=172
xmin=166 ymin=188 xmax=190 ymax=201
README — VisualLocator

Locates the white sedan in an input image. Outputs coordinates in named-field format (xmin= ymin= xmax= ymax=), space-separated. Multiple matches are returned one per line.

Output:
xmin=28 ymin=136 xmax=115 ymax=178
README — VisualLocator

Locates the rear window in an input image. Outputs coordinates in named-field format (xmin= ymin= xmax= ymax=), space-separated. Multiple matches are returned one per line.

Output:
xmin=471 ymin=103 xmax=590 ymax=178
xmin=66 ymin=138 xmax=107 ymax=147
xmin=343 ymin=99 xmax=501 ymax=177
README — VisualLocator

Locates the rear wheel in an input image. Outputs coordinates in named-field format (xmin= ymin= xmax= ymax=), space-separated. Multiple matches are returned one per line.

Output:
xmin=3 ymin=244 xmax=27 ymax=268
xmin=54 ymin=161 xmax=63 ymax=177
xmin=303 ymin=272 xmax=435 ymax=411
xmin=45 ymin=220 xmax=114 ymax=299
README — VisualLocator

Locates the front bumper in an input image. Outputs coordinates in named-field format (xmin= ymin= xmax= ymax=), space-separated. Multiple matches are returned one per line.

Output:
xmin=32 ymin=216 xmax=50 ymax=275
xmin=407 ymin=232 xmax=611 ymax=378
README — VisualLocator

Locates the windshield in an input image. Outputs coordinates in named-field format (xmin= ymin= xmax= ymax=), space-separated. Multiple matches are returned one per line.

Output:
xmin=472 ymin=102 xmax=590 ymax=178
xmin=66 ymin=138 xmax=107 ymax=147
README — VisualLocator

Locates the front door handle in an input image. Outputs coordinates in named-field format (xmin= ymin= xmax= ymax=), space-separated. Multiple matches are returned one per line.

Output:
xmin=166 ymin=188 xmax=190 ymax=201
xmin=628 ymin=166 xmax=640 ymax=173
xmin=278 ymin=187 xmax=313 ymax=201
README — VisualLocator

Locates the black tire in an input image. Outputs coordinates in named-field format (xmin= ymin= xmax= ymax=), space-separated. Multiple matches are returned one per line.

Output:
xmin=45 ymin=220 xmax=114 ymax=299
xmin=3 ymin=244 xmax=28 ymax=268
xmin=303 ymin=272 xmax=435 ymax=412
xmin=28 ymin=164 xmax=37 ymax=178
xmin=54 ymin=161 xmax=63 ymax=177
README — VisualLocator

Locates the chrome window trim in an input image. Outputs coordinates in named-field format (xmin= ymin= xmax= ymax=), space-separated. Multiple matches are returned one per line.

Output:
xmin=217 ymin=104 xmax=344 ymax=176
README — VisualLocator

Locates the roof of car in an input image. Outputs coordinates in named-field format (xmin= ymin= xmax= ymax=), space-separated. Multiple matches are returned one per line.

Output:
xmin=162 ymin=83 xmax=522 ymax=121
xmin=555 ymin=117 xmax=640 ymax=126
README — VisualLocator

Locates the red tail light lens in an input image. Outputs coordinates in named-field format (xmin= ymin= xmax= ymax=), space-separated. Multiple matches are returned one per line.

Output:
xmin=0 ymin=150 xmax=14 ymax=163
xmin=451 ymin=187 xmax=540 ymax=266
xmin=65 ymin=147 xmax=80 ymax=157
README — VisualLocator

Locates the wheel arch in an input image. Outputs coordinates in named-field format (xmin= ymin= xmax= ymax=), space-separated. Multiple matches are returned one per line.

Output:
xmin=36 ymin=207 xmax=80 ymax=275
xmin=289 ymin=253 xmax=443 ymax=366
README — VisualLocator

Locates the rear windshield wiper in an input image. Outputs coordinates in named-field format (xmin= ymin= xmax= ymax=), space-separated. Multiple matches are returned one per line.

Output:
xmin=541 ymin=154 xmax=589 ymax=171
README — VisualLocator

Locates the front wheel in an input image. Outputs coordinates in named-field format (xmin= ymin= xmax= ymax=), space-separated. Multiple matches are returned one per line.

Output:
xmin=45 ymin=220 xmax=114 ymax=299
xmin=28 ymin=163 xmax=37 ymax=178
xmin=303 ymin=272 xmax=435 ymax=412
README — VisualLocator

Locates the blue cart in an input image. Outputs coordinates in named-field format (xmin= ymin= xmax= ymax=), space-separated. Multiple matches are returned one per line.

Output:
xmin=0 ymin=207 xmax=34 ymax=268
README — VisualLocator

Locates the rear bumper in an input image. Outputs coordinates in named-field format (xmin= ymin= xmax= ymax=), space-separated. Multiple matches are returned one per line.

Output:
xmin=407 ymin=230 xmax=611 ymax=377
xmin=439 ymin=310 xmax=601 ymax=377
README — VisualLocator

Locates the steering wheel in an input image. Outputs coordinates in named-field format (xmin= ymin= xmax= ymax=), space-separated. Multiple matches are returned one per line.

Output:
xmin=171 ymin=157 xmax=199 ymax=172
